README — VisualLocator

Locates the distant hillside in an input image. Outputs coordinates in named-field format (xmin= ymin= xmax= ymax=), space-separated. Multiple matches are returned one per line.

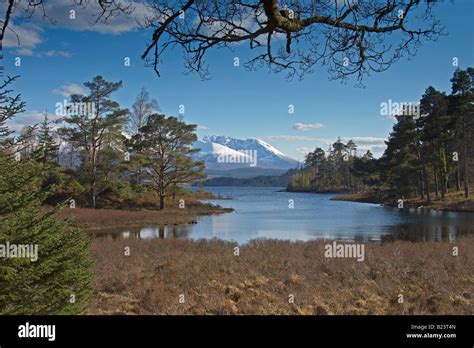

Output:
xmin=204 ymin=167 xmax=287 ymax=179
xmin=194 ymin=169 xmax=296 ymax=187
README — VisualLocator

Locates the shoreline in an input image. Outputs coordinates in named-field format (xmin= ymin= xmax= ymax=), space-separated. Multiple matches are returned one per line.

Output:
xmin=59 ymin=204 xmax=234 ymax=231
xmin=330 ymin=191 xmax=474 ymax=212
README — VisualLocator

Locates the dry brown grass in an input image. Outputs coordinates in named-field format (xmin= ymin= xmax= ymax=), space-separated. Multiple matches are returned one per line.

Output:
xmin=86 ymin=236 xmax=474 ymax=315
xmin=58 ymin=205 xmax=233 ymax=231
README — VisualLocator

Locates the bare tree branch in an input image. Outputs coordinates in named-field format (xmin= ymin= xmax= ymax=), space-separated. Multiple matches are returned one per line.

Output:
xmin=1 ymin=0 xmax=445 ymax=82
xmin=141 ymin=0 xmax=444 ymax=81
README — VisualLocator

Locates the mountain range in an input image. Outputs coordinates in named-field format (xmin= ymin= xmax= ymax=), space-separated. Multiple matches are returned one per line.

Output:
xmin=57 ymin=134 xmax=301 ymax=177
xmin=193 ymin=135 xmax=300 ymax=172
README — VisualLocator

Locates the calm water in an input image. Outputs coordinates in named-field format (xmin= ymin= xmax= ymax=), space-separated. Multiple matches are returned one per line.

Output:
xmin=94 ymin=187 xmax=474 ymax=244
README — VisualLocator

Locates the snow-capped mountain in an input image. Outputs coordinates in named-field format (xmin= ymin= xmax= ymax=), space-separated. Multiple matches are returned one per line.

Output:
xmin=193 ymin=135 xmax=300 ymax=171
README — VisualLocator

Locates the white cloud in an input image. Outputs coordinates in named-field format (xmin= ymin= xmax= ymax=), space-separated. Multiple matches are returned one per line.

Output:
xmin=52 ymin=83 xmax=85 ymax=97
xmin=356 ymin=144 xmax=387 ymax=152
xmin=15 ymin=47 xmax=34 ymax=56
xmin=29 ymin=0 xmax=148 ymax=34
xmin=339 ymin=137 xmax=386 ymax=145
xmin=265 ymin=135 xmax=329 ymax=142
xmin=2 ymin=1 xmax=149 ymax=56
xmin=2 ymin=21 xmax=73 ymax=57
xmin=40 ymin=50 xmax=73 ymax=58
xmin=266 ymin=135 xmax=386 ymax=145
xmin=292 ymin=122 xmax=325 ymax=131
xmin=266 ymin=134 xmax=387 ymax=158
xmin=296 ymin=147 xmax=313 ymax=156
xmin=6 ymin=111 xmax=60 ymax=133
xmin=2 ymin=22 xmax=43 ymax=54
xmin=197 ymin=125 xmax=209 ymax=130
xmin=337 ymin=137 xmax=387 ymax=156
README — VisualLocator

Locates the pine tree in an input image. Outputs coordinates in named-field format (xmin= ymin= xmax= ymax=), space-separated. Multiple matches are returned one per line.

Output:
xmin=0 ymin=67 xmax=91 ymax=314
xmin=0 ymin=67 xmax=25 ymax=146
xmin=33 ymin=112 xmax=59 ymax=167
xmin=0 ymin=153 xmax=92 ymax=314
xmin=419 ymin=87 xmax=450 ymax=198
xmin=58 ymin=76 xmax=128 ymax=208
xmin=381 ymin=115 xmax=420 ymax=198
xmin=450 ymin=68 xmax=473 ymax=198
xmin=131 ymin=114 xmax=206 ymax=209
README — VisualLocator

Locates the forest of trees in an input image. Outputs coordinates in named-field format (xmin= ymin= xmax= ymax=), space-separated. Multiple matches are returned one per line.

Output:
xmin=288 ymin=68 xmax=473 ymax=202
xmin=0 ymin=71 xmax=205 ymax=314
xmin=11 ymin=76 xmax=205 ymax=211
xmin=288 ymin=138 xmax=365 ymax=193
xmin=197 ymin=169 xmax=297 ymax=187
xmin=0 ymin=0 xmax=469 ymax=319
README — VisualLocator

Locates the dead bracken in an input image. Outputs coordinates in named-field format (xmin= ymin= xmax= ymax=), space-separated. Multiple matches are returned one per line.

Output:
xmin=87 ymin=236 xmax=474 ymax=315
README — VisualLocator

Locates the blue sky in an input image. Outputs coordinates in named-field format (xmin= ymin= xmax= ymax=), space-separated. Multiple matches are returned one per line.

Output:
xmin=2 ymin=0 xmax=473 ymax=161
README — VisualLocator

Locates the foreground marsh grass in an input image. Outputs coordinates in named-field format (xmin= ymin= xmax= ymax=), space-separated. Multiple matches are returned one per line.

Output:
xmin=87 ymin=236 xmax=474 ymax=315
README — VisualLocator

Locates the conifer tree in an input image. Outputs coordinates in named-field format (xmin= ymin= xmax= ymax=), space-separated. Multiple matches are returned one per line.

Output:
xmin=450 ymin=68 xmax=473 ymax=198
xmin=0 ymin=67 xmax=91 ymax=314
xmin=58 ymin=76 xmax=128 ymax=208
xmin=131 ymin=114 xmax=206 ymax=209
xmin=33 ymin=112 xmax=59 ymax=167
xmin=0 ymin=153 xmax=92 ymax=314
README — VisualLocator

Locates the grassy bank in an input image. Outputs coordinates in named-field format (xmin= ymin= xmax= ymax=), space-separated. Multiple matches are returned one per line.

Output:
xmin=59 ymin=204 xmax=233 ymax=231
xmin=87 ymin=236 xmax=474 ymax=315
xmin=54 ymin=187 xmax=233 ymax=230
xmin=332 ymin=190 xmax=474 ymax=212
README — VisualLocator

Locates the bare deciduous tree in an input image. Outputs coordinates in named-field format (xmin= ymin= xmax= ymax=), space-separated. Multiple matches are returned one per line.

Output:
xmin=141 ymin=0 xmax=444 ymax=80
xmin=2 ymin=1 xmax=444 ymax=81
xmin=129 ymin=87 xmax=160 ymax=135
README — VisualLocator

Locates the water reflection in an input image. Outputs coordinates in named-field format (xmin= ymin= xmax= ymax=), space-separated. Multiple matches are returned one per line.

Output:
xmin=94 ymin=224 xmax=193 ymax=241
xmin=380 ymin=224 xmax=456 ymax=243
xmin=91 ymin=187 xmax=474 ymax=244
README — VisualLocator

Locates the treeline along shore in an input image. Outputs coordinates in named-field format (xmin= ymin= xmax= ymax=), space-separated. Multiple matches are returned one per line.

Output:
xmin=1 ymin=68 xmax=472 ymax=315
xmin=287 ymin=68 xmax=473 ymax=213
xmin=0 ymin=72 xmax=234 ymax=314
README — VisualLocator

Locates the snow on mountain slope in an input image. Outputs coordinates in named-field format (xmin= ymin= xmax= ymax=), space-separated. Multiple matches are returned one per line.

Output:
xmin=194 ymin=136 xmax=300 ymax=171
xmin=195 ymin=140 xmax=252 ymax=159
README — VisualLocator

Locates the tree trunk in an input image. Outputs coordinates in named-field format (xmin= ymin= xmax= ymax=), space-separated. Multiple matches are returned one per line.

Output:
xmin=416 ymin=146 xmax=430 ymax=203
xmin=462 ymin=118 xmax=469 ymax=197
xmin=440 ymin=145 xmax=448 ymax=196
xmin=90 ymin=184 xmax=96 ymax=209
xmin=463 ymin=147 xmax=469 ymax=198
xmin=90 ymin=152 xmax=97 ymax=209
xmin=90 ymin=166 xmax=97 ymax=209
xmin=438 ymin=157 xmax=445 ymax=199
xmin=137 ymin=166 xmax=142 ymax=186
xmin=419 ymin=170 xmax=424 ymax=199
xmin=159 ymin=193 xmax=165 ymax=210
xmin=433 ymin=163 xmax=439 ymax=197
xmin=456 ymin=166 xmax=461 ymax=191
xmin=424 ymin=167 xmax=431 ymax=204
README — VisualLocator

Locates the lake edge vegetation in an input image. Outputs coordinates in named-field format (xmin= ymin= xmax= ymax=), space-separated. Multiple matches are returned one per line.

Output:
xmin=0 ymin=69 xmax=228 ymax=314
xmin=288 ymin=68 xmax=473 ymax=211
xmin=89 ymin=235 xmax=474 ymax=315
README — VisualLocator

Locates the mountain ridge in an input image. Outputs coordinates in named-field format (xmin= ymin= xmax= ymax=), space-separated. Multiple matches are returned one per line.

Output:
xmin=193 ymin=135 xmax=300 ymax=171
